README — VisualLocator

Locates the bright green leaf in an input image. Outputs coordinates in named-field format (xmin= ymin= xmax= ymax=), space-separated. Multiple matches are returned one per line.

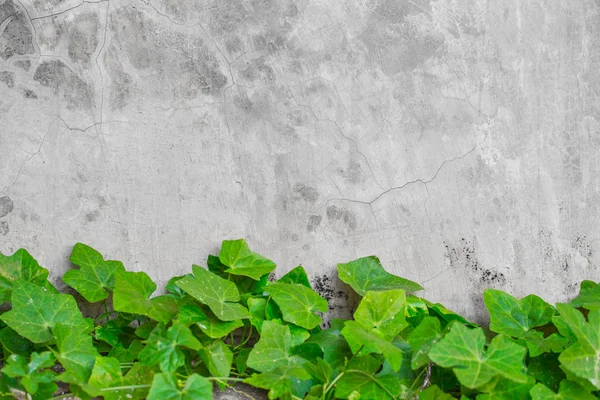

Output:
xmin=247 ymin=320 xmax=303 ymax=373
xmin=245 ymin=364 xmax=311 ymax=400
xmin=484 ymin=289 xmax=555 ymax=338
xmin=418 ymin=385 xmax=455 ymax=399
xmin=1 ymin=280 xmax=91 ymax=343
xmin=63 ymin=243 xmax=126 ymax=303
xmin=147 ymin=373 xmax=212 ymax=400
xmin=95 ymin=320 xmax=122 ymax=346
xmin=176 ymin=265 xmax=250 ymax=321
xmin=207 ymin=254 xmax=268 ymax=295
xmin=407 ymin=316 xmax=442 ymax=369
xmin=341 ymin=320 xmax=404 ymax=371
xmin=199 ymin=340 xmax=233 ymax=379
xmin=476 ymin=376 xmax=535 ymax=400
xmin=139 ymin=321 xmax=201 ymax=373
xmin=354 ymin=289 xmax=407 ymax=340
xmin=178 ymin=304 xmax=243 ymax=338
xmin=429 ymin=324 xmax=527 ymax=388
xmin=279 ymin=266 xmax=312 ymax=288
xmin=0 ymin=249 xmax=53 ymax=301
xmin=113 ymin=271 xmax=177 ymax=323
xmin=337 ymin=256 xmax=423 ymax=296
xmin=52 ymin=323 xmax=99 ymax=383
xmin=570 ymin=280 xmax=600 ymax=311
xmin=530 ymin=380 xmax=596 ymax=400
xmin=265 ymin=282 xmax=327 ymax=329
xmin=519 ymin=331 xmax=568 ymax=357
xmin=555 ymin=304 xmax=600 ymax=389
xmin=108 ymin=340 xmax=144 ymax=363
xmin=335 ymin=371 xmax=401 ymax=400
xmin=219 ymin=239 xmax=276 ymax=280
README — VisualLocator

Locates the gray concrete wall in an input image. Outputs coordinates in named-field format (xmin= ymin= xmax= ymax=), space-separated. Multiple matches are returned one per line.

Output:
xmin=1 ymin=0 xmax=599 ymax=322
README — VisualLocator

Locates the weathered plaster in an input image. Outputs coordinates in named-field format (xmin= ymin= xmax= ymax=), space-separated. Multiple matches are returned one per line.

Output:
xmin=1 ymin=0 xmax=600 ymax=322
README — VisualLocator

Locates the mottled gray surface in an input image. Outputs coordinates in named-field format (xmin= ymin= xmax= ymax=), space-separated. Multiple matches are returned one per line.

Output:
xmin=1 ymin=0 xmax=600 ymax=322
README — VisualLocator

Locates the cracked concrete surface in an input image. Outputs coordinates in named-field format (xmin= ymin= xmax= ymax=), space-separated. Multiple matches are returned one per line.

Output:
xmin=1 ymin=0 xmax=600 ymax=322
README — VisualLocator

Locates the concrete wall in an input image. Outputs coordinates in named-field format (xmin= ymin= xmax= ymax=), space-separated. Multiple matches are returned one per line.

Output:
xmin=1 ymin=0 xmax=599 ymax=322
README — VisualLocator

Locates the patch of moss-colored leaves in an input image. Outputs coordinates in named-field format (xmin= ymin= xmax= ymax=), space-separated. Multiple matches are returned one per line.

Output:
xmin=0 ymin=240 xmax=598 ymax=399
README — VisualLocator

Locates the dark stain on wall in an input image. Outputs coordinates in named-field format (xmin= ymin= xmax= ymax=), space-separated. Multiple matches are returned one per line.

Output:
xmin=312 ymin=272 xmax=358 ymax=324
xmin=0 ymin=0 xmax=35 ymax=60
xmin=306 ymin=215 xmax=322 ymax=232
xmin=33 ymin=60 xmax=93 ymax=109
xmin=67 ymin=13 xmax=100 ymax=64
xmin=0 ymin=221 xmax=8 ymax=236
xmin=293 ymin=183 xmax=319 ymax=202
xmin=14 ymin=60 xmax=30 ymax=71
xmin=326 ymin=205 xmax=357 ymax=231
xmin=0 ymin=196 xmax=14 ymax=218
xmin=0 ymin=71 xmax=14 ymax=87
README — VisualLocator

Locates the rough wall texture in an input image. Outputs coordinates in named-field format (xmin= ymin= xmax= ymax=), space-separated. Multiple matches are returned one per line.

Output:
xmin=1 ymin=0 xmax=600 ymax=322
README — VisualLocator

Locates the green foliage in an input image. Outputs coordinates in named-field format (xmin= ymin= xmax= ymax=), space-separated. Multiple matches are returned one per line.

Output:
xmin=0 ymin=239 xmax=598 ymax=399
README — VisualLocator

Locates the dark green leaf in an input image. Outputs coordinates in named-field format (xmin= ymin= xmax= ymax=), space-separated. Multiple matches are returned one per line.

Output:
xmin=0 ymin=327 xmax=32 ymax=357
xmin=219 ymin=239 xmax=276 ymax=280
xmin=476 ymin=376 xmax=535 ymax=400
xmin=279 ymin=266 xmax=311 ymax=288
xmin=147 ymin=373 xmax=212 ymax=400
xmin=337 ymin=256 xmax=423 ymax=296
xmin=176 ymin=265 xmax=251 ymax=321
xmin=354 ymin=289 xmax=407 ymax=340
xmin=108 ymin=340 xmax=144 ymax=363
xmin=528 ymin=353 xmax=565 ymax=392
xmin=1 ymin=280 xmax=92 ymax=343
xmin=306 ymin=327 xmax=352 ymax=371
xmin=484 ymin=289 xmax=555 ymax=338
xmin=95 ymin=320 xmax=122 ymax=346
xmin=2 ymin=352 xmax=56 ymax=394
xmin=265 ymin=282 xmax=327 ymax=329
xmin=63 ymin=243 xmax=125 ymax=303
xmin=429 ymin=324 xmax=527 ymax=388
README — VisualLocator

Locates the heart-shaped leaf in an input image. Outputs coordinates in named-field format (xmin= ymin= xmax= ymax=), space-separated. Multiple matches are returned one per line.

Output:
xmin=218 ymin=239 xmax=276 ymax=280
xmin=265 ymin=282 xmax=328 ymax=329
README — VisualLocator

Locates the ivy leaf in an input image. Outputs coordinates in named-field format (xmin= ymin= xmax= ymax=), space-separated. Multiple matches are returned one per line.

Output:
xmin=306 ymin=327 xmax=352 ymax=371
xmin=178 ymin=304 xmax=243 ymax=338
xmin=528 ymin=353 xmax=565 ymax=392
xmin=555 ymin=304 xmax=600 ymax=389
xmin=176 ymin=265 xmax=251 ymax=321
xmin=218 ymin=239 xmax=276 ymax=280
xmin=337 ymin=256 xmax=423 ymax=296
xmin=52 ymin=323 xmax=99 ymax=384
xmin=147 ymin=373 xmax=212 ymax=400
xmin=83 ymin=356 xmax=123 ymax=397
xmin=428 ymin=323 xmax=527 ymax=388
xmin=199 ymin=340 xmax=233 ymax=379
xmin=113 ymin=271 xmax=178 ymax=323
xmin=0 ymin=249 xmax=54 ymax=301
xmin=279 ymin=266 xmax=312 ymax=288
xmin=63 ymin=243 xmax=125 ymax=303
xmin=245 ymin=364 xmax=312 ymax=400
xmin=265 ymin=282 xmax=328 ymax=329
xmin=0 ymin=326 xmax=33 ymax=358
xmin=570 ymin=280 xmax=600 ymax=311
xmin=2 ymin=352 xmax=56 ymax=394
xmin=530 ymin=380 xmax=596 ymax=400
xmin=341 ymin=320 xmax=404 ymax=371
xmin=207 ymin=254 xmax=268 ymax=295
xmin=418 ymin=385 xmax=455 ymax=400
xmin=1 ymin=280 xmax=92 ymax=343
xmin=95 ymin=320 xmax=122 ymax=346
xmin=335 ymin=371 xmax=401 ymax=400
xmin=247 ymin=320 xmax=303 ymax=372
xmin=518 ymin=331 xmax=568 ymax=357
xmin=477 ymin=376 xmax=536 ymax=400
xmin=407 ymin=316 xmax=442 ymax=369
xmin=484 ymin=289 xmax=555 ymax=338
xmin=139 ymin=321 xmax=202 ymax=373
xmin=354 ymin=289 xmax=408 ymax=340
xmin=108 ymin=340 xmax=144 ymax=363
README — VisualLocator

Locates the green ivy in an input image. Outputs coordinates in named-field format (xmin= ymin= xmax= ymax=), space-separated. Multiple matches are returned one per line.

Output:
xmin=0 ymin=239 xmax=598 ymax=399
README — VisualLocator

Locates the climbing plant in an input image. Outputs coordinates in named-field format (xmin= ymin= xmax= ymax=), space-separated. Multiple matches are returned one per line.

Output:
xmin=0 ymin=239 xmax=598 ymax=399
